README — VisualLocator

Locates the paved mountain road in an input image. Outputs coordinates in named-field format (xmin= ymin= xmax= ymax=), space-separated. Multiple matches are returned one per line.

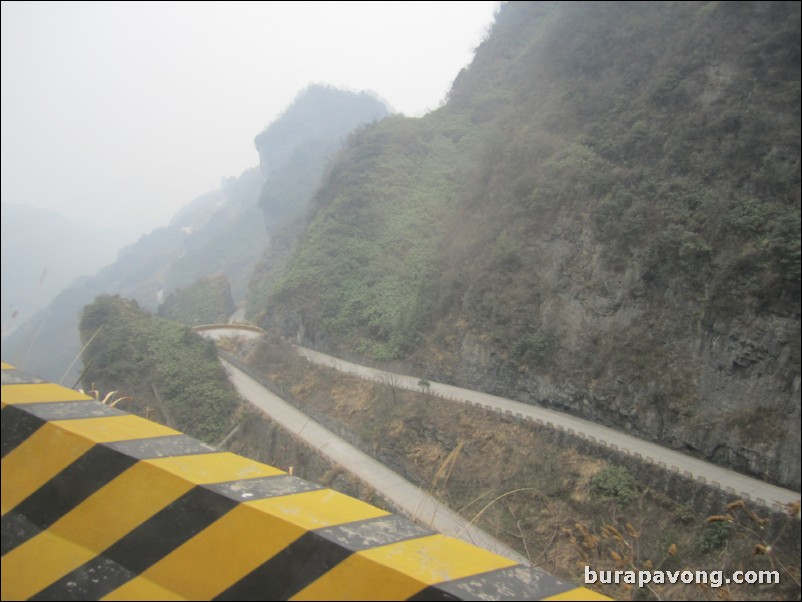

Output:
xmin=221 ymin=359 xmax=529 ymax=565
xmin=295 ymin=347 xmax=801 ymax=512
xmin=198 ymin=325 xmax=799 ymax=513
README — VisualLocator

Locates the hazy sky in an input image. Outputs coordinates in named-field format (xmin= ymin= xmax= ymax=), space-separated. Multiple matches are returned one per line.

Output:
xmin=1 ymin=1 xmax=498 ymax=237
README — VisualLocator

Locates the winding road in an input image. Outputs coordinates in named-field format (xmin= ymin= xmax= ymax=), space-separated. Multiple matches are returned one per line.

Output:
xmin=220 ymin=359 xmax=528 ymax=565
xmin=295 ymin=347 xmax=801 ymax=511
xmin=198 ymin=325 xmax=800 ymax=514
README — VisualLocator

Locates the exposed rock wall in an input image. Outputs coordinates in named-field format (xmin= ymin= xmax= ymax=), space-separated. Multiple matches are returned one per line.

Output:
xmin=423 ymin=236 xmax=801 ymax=491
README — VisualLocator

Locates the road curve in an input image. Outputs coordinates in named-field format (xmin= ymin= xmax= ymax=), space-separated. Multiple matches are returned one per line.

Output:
xmin=295 ymin=347 xmax=801 ymax=512
xmin=220 ymin=359 xmax=529 ymax=565
xmin=194 ymin=324 xmax=264 ymax=339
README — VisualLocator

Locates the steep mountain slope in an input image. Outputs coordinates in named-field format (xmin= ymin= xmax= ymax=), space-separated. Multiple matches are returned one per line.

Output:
xmin=255 ymin=85 xmax=390 ymax=220
xmin=157 ymin=274 xmax=235 ymax=325
xmin=259 ymin=2 xmax=801 ymax=489
xmin=246 ymin=86 xmax=389 ymax=315
xmin=3 ymin=85 xmax=389 ymax=383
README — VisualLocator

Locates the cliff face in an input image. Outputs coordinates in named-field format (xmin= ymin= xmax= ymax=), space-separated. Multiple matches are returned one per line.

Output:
xmin=434 ymin=222 xmax=801 ymax=490
xmin=263 ymin=2 xmax=801 ymax=490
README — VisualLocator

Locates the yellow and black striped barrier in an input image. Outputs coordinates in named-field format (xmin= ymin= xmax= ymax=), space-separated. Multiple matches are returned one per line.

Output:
xmin=1 ymin=362 xmax=608 ymax=600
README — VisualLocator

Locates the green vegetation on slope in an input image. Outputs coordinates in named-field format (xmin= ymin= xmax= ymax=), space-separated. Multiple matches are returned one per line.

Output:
xmin=79 ymin=295 xmax=239 ymax=443
xmin=267 ymin=1 xmax=800 ymax=351
xmin=77 ymin=295 xmax=391 ymax=511
xmin=246 ymin=85 xmax=390 ymax=317
xmin=438 ymin=0 xmax=800 ymax=342
xmin=158 ymin=274 xmax=235 ymax=326
xmin=258 ymin=1 xmax=801 ymax=489
xmin=265 ymin=113 xmax=483 ymax=359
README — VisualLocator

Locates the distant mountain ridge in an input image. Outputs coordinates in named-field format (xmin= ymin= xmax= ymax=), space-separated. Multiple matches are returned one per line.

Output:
xmin=2 ymin=85 xmax=389 ymax=383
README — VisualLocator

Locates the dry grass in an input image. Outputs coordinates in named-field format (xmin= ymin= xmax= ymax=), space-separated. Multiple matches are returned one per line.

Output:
xmin=242 ymin=334 xmax=800 ymax=601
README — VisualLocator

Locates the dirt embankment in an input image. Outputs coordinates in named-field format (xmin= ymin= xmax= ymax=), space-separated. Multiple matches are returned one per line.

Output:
xmin=225 ymin=333 xmax=799 ymax=601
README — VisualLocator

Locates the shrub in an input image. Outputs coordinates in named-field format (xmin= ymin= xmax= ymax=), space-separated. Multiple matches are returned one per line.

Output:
xmin=591 ymin=466 xmax=639 ymax=505
xmin=695 ymin=522 xmax=732 ymax=554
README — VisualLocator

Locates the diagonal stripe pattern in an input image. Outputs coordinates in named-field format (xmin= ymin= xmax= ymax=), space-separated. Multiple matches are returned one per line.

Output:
xmin=1 ymin=362 xmax=608 ymax=601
